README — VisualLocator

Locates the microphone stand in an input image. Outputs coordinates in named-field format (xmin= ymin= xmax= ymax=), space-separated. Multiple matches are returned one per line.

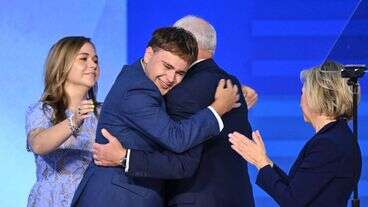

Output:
xmin=350 ymin=78 xmax=360 ymax=207
xmin=342 ymin=64 xmax=366 ymax=207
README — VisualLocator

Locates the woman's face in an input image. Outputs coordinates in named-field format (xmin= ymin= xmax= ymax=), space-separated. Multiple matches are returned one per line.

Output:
xmin=66 ymin=42 xmax=99 ymax=89
xmin=300 ymin=86 xmax=313 ymax=123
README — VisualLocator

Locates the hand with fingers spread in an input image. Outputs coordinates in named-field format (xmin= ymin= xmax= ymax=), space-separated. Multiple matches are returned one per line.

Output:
xmin=228 ymin=130 xmax=273 ymax=170
xmin=210 ymin=79 xmax=241 ymax=116
xmin=241 ymin=85 xmax=258 ymax=110
xmin=72 ymin=99 xmax=95 ymax=127
xmin=93 ymin=128 xmax=127 ymax=167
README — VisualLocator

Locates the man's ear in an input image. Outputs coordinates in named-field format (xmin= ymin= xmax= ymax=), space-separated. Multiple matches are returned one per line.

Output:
xmin=143 ymin=47 xmax=154 ymax=64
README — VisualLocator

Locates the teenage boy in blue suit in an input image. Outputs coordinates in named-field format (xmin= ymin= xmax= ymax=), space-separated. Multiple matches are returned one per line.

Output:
xmin=93 ymin=16 xmax=256 ymax=207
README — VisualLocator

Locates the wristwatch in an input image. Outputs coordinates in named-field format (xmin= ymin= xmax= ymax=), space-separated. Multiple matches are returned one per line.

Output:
xmin=120 ymin=152 xmax=128 ymax=168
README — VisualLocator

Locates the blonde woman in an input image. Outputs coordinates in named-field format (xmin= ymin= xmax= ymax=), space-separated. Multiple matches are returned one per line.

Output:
xmin=229 ymin=61 xmax=362 ymax=207
xmin=25 ymin=36 xmax=100 ymax=207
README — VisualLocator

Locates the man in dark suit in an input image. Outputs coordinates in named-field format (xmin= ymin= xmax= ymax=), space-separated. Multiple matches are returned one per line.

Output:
xmin=71 ymin=27 xmax=241 ymax=207
xmin=162 ymin=16 xmax=255 ymax=207
xmin=93 ymin=16 xmax=255 ymax=207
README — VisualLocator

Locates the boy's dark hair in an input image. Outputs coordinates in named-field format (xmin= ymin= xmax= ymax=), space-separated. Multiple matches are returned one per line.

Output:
xmin=147 ymin=27 xmax=198 ymax=65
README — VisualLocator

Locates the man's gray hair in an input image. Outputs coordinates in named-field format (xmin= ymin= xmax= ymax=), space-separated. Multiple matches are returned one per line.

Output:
xmin=174 ymin=15 xmax=217 ymax=54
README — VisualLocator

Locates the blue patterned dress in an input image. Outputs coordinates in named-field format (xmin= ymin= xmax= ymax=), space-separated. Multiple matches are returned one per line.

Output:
xmin=25 ymin=102 xmax=98 ymax=207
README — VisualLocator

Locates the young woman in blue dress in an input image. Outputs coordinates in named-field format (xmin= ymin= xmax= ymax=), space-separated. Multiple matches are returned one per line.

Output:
xmin=25 ymin=36 xmax=100 ymax=207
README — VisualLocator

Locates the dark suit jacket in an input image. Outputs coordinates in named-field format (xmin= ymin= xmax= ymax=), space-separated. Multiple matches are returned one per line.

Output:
xmin=257 ymin=119 xmax=362 ymax=207
xmin=71 ymin=60 xmax=221 ymax=207
xmin=127 ymin=59 xmax=255 ymax=207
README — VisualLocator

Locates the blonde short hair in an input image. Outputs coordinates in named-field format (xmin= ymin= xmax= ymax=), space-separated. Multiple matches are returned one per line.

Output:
xmin=174 ymin=15 xmax=217 ymax=55
xmin=300 ymin=61 xmax=358 ymax=120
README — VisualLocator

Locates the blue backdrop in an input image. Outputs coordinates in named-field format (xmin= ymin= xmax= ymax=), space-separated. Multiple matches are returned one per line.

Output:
xmin=0 ymin=0 xmax=366 ymax=206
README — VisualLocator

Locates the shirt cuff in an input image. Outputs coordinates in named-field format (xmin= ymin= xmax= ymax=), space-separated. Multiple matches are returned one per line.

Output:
xmin=124 ymin=149 xmax=131 ymax=173
xmin=207 ymin=106 xmax=224 ymax=131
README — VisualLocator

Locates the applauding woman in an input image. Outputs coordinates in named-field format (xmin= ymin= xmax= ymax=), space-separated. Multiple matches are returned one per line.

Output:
xmin=25 ymin=36 xmax=100 ymax=207
xmin=229 ymin=61 xmax=362 ymax=207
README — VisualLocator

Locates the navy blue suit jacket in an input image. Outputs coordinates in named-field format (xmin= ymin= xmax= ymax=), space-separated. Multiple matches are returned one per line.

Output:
xmin=257 ymin=119 xmax=362 ymax=207
xmin=71 ymin=60 xmax=220 ymax=207
xmin=127 ymin=59 xmax=255 ymax=207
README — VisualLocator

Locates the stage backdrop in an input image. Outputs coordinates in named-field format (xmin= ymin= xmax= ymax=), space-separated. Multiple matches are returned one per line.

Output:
xmin=0 ymin=0 xmax=366 ymax=206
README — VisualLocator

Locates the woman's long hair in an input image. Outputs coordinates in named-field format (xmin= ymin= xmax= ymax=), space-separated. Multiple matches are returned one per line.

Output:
xmin=41 ymin=36 xmax=98 ymax=124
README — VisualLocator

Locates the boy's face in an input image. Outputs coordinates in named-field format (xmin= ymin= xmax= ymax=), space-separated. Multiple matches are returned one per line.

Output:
xmin=143 ymin=47 xmax=189 ymax=95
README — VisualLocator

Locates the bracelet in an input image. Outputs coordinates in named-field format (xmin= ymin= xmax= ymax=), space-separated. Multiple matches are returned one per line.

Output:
xmin=67 ymin=115 xmax=80 ymax=135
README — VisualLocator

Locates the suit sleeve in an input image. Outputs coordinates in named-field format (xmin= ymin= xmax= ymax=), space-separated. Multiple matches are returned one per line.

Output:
xmin=126 ymin=72 xmax=220 ymax=178
xmin=256 ymin=139 xmax=341 ymax=207
xmin=126 ymin=146 xmax=202 ymax=179
xmin=120 ymin=87 xmax=219 ymax=153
